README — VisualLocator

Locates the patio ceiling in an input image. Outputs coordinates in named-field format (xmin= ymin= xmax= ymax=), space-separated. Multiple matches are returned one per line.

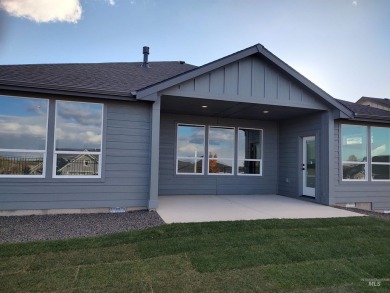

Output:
xmin=161 ymin=95 xmax=322 ymax=121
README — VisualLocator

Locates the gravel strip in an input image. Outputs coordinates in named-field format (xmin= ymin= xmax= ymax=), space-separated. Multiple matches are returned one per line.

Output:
xmin=0 ymin=210 xmax=165 ymax=244
xmin=332 ymin=206 xmax=390 ymax=221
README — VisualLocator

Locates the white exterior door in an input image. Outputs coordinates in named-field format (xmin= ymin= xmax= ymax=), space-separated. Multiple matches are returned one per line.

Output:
xmin=302 ymin=136 xmax=316 ymax=197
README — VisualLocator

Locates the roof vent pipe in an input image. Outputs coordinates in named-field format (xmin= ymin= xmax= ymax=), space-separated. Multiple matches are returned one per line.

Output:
xmin=142 ymin=46 xmax=149 ymax=68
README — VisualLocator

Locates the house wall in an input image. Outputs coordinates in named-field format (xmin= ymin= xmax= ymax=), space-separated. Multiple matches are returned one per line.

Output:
xmin=332 ymin=120 xmax=390 ymax=211
xmin=158 ymin=113 xmax=278 ymax=195
xmin=278 ymin=112 xmax=330 ymax=205
xmin=0 ymin=95 xmax=152 ymax=210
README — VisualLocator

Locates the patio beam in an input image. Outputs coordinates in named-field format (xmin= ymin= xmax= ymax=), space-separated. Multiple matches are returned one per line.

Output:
xmin=148 ymin=94 xmax=161 ymax=210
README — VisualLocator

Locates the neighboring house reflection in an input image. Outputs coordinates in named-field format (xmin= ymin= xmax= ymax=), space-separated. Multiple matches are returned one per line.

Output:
xmin=57 ymin=154 xmax=99 ymax=176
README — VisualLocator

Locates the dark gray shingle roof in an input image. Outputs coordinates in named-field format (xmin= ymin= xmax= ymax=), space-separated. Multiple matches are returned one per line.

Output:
xmin=337 ymin=99 xmax=390 ymax=119
xmin=0 ymin=62 xmax=197 ymax=96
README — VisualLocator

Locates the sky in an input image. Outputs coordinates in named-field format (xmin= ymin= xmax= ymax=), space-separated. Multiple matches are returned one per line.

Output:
xmin=0 ymin=0 xmax=389 ymax=102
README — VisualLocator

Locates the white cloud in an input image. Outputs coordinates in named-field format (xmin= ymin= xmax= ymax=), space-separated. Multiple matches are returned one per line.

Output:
xmin=85 ymin=131 xmax=102 ymax=144
xmin=107 ymin=0 xmax=115 ymax=5
xmin=352 ymin=1 xmax=358 ymax=6
xmin=0 ymin=0 xmax=82 ymax=23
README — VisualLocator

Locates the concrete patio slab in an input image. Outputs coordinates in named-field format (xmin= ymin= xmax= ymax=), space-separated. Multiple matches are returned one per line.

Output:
xmin=157 ymin=195 xmax=364 ymax=223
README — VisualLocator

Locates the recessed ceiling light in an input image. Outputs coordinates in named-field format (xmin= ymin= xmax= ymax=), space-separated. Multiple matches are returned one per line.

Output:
xmin=201 ymin=105 xmax=208 ymax=108
xmin=263 ymin=110 xmax=269 ymax=114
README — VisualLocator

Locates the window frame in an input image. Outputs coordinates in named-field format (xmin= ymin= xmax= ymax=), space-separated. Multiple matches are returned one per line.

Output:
xmin=175 ymin=123 xmax=205 ymax=175
xmin=237 ymin=127 xmax=263 ymax=176
xmin=52 ymin=100 xmax=104 ymax=179
xmin=0 ymin=96 xmax=49 ymax=178
xmin=207 ymin=126 xmax=235 ymax=176
xmin=340 ymin=124 xmax=368 ymax=182
xmin=371 ymin=126 xmax=390 ymax=182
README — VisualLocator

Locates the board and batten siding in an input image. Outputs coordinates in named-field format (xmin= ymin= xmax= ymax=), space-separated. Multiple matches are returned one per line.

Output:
xmin=158 ymin=113 xmax=278 ymax=196
xmin=0 ymin=98 xmax=151 ymax=210
xmin=332 ymin=121 xmax=390 ymax=211
xmin=278 ymin=112 xmax=330 ymax=205
xmin=162 ymin=56 xmax=329 ymax=110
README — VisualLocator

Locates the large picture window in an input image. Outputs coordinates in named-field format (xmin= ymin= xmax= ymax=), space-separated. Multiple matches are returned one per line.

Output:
xmin=238 ymin=128 xmax=262 ymax=175
xmin=208 ymin=126 xmax=235 ymax=175
xmin=371 ymin=127 xmax=390 ymax=181
xmin=176 ymin=124 xmax=205 ymax=174
xmin=341 ymin=125 xmax=367 ymax=180
xmin=54 ymin=101 xmax=103 ymax=177
xmin=0 ymin=96 xmax=48 ymax=177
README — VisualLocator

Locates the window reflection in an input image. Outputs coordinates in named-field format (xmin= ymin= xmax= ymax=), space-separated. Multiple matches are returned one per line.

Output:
xmin=176 ymin=124 xmax=205 ymax=174
xmin=238 ymin=128 xmax=262 ymax=175
xmin=341 ymin=125 xmax=367 ymax=180
xmin=0 ymin=152 xmax=44 ymax=175
xmin=371 ymin=127 xmax=390 ymax=180
xmin=208 ymin=127 xmax=234 ymax=158
xmin=56 ymin=154 xmax=99 ymax=176
xmin=0 ymin=96 xmax=47 ymax=150
xmin=54 ymin=101 xmax=103 ymax=177
xmin=55 ymin=101 xmax=103 ymax=152
xmin=0 ymin=96 xmax=48 ymax=177
xmin=208 ymin=127 xmax=234 ymax=174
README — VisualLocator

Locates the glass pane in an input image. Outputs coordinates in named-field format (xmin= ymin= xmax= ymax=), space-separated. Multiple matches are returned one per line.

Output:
xmin=177 ymin=158 xmax=203 ymax=174
xmin=341 ymin=125 xmax=367 ymax=162
xmin=238 ymin=129 xmax=262 ymax=159
xmin=371 ymin=127 xmax=390 ymax=163
xmin=238 ymin=160 xmax=260 ymax=175
xmin=56 ymin=154 xmax=99 ymax=176
xmin=0 ymin=152 xmax=44 ymax=175
xmin=0 ymin=96 xmax=48 ymax=150
xmin=55 ymin=101 xmax=103 ymax=152
xmin=342 ymin=163 xmax=366 ymax=180
xmin=177 ymin=125 xmax=205 ymax=157
xmin=372 ymin=164 xmax=390 ymax=180
xmin=208 ymin=127 xmax=234 ymax=159
xmin=306 ymin=139 xmax=316 ymax=188
xmin=209 ymin=159 xmax=233 ymax=174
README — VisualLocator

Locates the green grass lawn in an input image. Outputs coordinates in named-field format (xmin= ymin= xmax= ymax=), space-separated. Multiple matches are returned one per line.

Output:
xmin=1 ymin=217 xmax=389 ymax=292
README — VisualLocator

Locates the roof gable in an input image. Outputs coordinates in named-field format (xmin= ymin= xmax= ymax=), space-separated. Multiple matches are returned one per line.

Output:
xmin=161 ymin=55 xmax=329 ymax=110
xmin=136 ymin=44 xmax=352 ymax=116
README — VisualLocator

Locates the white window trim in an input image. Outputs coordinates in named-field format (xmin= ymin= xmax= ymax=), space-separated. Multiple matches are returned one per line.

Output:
xmin=0 ymin=96 xmax=49 ymax=178
xmin=53 ymin=100 xmax=104 ymax=179
xmin=175 ymin=123 xmax=205 ymax=175
xmin=208 ymin=126 xmax=235 ymax=176
xmin=371 ymin=126 xmax=390 ymax=182
xmin=237 ymin=127 xmax=263 ymax=176
xmin=341 ymin=124 xmax=390 ymax=183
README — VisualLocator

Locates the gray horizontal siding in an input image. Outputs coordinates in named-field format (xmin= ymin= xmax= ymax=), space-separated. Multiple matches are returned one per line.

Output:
xmin=0 ymin=97 xmax=151 ymax=210
xmin=162 ymin=56 xmax=328 ymax=110
xmin=278 ymin=112 xmax=329 ymax=204
xmin=333 ymin=121 xmax=390 ymax=210
xmin=158 ymin=113 xmax=278 ymax=196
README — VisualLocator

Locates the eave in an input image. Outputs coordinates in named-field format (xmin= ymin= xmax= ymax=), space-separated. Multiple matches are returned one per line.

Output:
xmin=0 ymin=81 xmax=137 ymax=101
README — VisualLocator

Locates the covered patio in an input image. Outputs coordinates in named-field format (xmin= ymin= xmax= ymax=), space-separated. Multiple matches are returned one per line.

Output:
xmin=157 ymin=195 xmax=363 ymax=223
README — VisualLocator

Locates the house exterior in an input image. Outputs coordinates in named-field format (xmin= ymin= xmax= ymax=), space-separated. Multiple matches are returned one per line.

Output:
xmin=0 ymin=44 xmax=389 ymax=214
xmin=356 ymin=96 xmax=390 ymax=111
